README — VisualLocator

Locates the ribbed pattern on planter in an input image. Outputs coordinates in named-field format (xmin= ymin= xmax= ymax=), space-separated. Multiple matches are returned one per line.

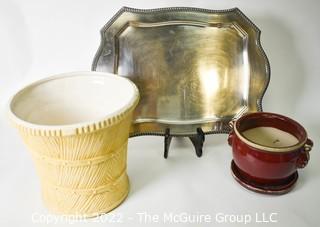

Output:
xmin=17 ymin=110 xmax=134 ymax=217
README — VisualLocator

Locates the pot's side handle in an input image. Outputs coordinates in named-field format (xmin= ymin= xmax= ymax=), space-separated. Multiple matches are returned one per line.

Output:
xmin=297 ymin=138 xmax=313 ymax=169
xmin=228 ymin=120 xmax=235 ymax=146
xmin=304 ymin=138 xmax=314 ymax=152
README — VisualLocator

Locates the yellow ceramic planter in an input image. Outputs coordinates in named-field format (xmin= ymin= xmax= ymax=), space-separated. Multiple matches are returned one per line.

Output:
xmin=8 ymin=72 xmax=139 ymax=217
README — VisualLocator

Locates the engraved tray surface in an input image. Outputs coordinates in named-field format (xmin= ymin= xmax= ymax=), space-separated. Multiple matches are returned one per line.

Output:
xmin=92 ymin=7 xmax=270 ymax=136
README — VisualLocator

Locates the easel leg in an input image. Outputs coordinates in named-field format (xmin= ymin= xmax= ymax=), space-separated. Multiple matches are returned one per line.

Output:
xmin=164 ymin=128 xmax=172 ymax=159
xmin=188 ymin=128 xmax=205 ymax=157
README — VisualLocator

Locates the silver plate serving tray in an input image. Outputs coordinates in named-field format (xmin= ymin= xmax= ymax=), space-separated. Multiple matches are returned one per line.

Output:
xmin=92 ymin=7 xmax=270 ymax=141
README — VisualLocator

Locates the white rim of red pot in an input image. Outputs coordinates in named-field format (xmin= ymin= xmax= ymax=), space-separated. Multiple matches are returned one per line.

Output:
xmin=232 ymin=116 xmax=308 ymax=153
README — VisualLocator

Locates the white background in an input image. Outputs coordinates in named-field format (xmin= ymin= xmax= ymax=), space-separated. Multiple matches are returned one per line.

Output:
xmin=1 ymin=0 xmax=320 ymax=226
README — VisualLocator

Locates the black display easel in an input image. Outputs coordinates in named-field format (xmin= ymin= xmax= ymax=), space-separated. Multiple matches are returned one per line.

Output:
xmin=163 ymin=128 xmax=205 ymax=158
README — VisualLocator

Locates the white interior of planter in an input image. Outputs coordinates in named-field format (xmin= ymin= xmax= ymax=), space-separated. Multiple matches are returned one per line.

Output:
xmin=9 ymin=72 xmax=137 ymax=126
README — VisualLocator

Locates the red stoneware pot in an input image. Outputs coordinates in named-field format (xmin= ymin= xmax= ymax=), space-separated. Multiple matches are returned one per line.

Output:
xmin=228 ymin=112 xmax=313 ymax=186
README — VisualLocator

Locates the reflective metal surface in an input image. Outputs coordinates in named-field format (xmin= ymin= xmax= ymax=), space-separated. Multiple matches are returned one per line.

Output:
xmin=92 ymin=7 xmax=270 ymax=136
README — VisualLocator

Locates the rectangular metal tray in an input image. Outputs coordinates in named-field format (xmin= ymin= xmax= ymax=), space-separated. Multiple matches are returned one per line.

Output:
xmin=92 ymin=7 xmax=270 ymax=136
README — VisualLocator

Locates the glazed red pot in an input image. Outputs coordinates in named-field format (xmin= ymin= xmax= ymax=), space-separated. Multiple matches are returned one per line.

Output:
xmin=228 ymin=112 xmax=313 ymax=185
